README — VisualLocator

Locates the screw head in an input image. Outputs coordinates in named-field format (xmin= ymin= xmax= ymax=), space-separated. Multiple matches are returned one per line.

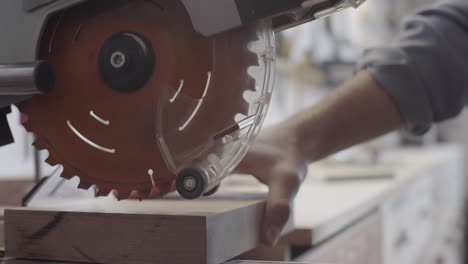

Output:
xmin=110 ymin=51 xmax=126 ymax=69
xmin=183 ymin=176 xmax=197 ymax=191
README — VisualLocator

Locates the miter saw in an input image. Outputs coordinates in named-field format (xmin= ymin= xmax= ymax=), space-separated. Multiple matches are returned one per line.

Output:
xmin=0 ymin=0 xmax=363 ymax=200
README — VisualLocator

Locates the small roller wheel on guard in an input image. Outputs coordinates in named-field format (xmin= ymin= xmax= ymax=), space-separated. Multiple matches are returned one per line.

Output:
xmin=176 ymin=168 xmax=206 ymax=199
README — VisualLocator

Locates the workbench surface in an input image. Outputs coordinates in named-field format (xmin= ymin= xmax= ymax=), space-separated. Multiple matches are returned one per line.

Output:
xmin=283 ymin=145 xmax=460 ymax=247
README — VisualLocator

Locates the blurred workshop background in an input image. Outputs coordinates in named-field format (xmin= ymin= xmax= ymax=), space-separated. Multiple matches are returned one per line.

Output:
xmin=1 ymin=0 xmax=468 ymax=263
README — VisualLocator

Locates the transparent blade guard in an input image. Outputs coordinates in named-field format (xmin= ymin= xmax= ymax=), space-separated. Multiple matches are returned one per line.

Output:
xmin=156 ymin=22 xmax=275 ymax=193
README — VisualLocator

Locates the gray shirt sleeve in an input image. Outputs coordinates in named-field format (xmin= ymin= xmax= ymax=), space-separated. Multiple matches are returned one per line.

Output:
xmin=357 ymin=0 xmax=468 ymax=134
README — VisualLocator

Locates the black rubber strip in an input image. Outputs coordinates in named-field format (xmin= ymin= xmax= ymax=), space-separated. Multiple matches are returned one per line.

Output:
xmin=235 ymin=0 xmax=303 ymax=24
xmin=0 ymin=106 xmax=14 ymax=147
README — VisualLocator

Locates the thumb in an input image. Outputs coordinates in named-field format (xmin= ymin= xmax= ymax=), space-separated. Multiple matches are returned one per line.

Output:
xmin=262 ymin=171 xmax=300 ymax=246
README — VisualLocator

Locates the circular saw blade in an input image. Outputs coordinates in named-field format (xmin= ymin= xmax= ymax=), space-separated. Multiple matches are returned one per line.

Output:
xmin=17 ymin=0 xmax=265 ymax=199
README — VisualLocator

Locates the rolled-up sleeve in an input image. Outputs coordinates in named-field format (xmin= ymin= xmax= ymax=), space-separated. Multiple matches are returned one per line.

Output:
xmin=358 ymin=0 xmax=468 ymax=134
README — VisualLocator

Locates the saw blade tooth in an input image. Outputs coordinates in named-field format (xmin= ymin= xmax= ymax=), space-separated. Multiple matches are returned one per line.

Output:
xmin=114 ymin=189 xmax=131 ymax=201
xmin=246 ymin=52 xmax=260 ymax=68
xmin=128 ymin=190 xmax=142 ymax=200
xmin=60 ymin=169 xmax=75 ymax=180
xmin=246 ymin=75 xmax=256 ymax=92
xmin=110 ymin=190 xmax=119 ymax=200
xmin=45 ymin=156 xmax=60 ymax=166
xmin=22 ymin=122 xmax=33 ymax=132
xmin=77 ymin=180 xmax=92 ymax=190
xmin=96 ymin=186 xmax=113 ymax=197
xmin=138 ymin=188 xmax=154 ymax=200
xmin=32 ymin=139 xmax=47 ymax=150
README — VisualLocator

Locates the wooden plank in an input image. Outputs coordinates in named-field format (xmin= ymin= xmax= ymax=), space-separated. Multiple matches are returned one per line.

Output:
xmin=4 ymin=185 xmax=272 ymax=264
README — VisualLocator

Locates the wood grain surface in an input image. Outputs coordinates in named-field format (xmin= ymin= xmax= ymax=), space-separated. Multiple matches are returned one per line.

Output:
xmin=5 ymin=195 xmax=267 ymax=264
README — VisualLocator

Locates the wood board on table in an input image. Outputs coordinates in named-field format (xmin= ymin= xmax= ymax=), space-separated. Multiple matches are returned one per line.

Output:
xmin=4 ymin=177 xmax=292 ymax=264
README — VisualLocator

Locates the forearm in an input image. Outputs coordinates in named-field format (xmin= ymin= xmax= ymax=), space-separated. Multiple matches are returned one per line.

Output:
xmin=285 ymin=70 xmax=405 ymax=162
xmin=239 ymin=71 xmax=405 ymax=246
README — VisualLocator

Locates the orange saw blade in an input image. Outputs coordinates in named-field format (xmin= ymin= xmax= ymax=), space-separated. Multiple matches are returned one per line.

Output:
xmin=18 ymin=0 xmax=260 ymax=199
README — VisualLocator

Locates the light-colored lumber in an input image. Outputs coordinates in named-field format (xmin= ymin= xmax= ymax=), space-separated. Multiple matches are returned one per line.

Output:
xmin=4 ymin=179 xmax=282 ymax=264
xmin=5 ymin=198 xmax=263 ymax=264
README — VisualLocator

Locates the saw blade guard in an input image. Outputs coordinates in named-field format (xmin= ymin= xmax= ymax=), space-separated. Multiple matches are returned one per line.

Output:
xmin=156 ymin=22 xmax=275 ymax=198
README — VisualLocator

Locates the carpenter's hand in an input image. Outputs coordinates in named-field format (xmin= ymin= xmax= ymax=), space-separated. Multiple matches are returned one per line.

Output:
xmin=236 ymin=123 xmax=308 ymax=246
